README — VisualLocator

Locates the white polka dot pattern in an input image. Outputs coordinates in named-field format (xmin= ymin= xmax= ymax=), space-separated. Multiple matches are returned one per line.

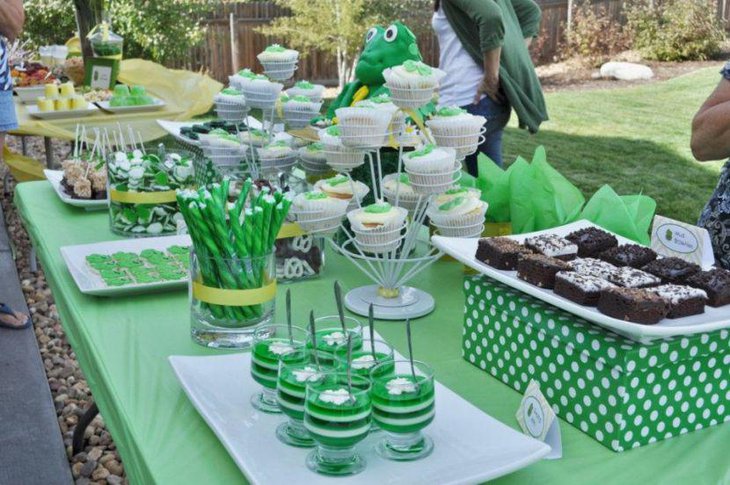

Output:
xmin=462 ymin=276 xmax=730 ymax=452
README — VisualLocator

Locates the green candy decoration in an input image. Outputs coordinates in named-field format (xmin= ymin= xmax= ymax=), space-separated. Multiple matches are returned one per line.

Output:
xmin=438 ymin=196 xmax=466 ymax=212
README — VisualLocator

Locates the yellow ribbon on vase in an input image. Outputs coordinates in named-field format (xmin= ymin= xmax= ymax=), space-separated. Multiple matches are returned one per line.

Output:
xmin=192 ymin=279 xmax=277 ymax=307
xmin=109 ymin=189 xmax=177 ymax=204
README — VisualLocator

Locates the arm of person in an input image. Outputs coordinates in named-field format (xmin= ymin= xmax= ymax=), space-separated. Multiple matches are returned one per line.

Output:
xmin=0 ymin=0 xmax=25 ymax=41
xmin=691 ymin=78 xmax=730 ymax=161
xmin=444 ymin=0 xmax=505 ymax=104
xmin=510 ymin=0 xmax=542 ymax=45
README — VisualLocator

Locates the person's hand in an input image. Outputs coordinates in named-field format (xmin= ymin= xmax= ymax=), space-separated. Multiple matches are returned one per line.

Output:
xmin=474 ymin=74 xmax=505 ymax=105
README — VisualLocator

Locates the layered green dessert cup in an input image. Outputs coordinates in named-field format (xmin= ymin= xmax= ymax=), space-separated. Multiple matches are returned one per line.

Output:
xmin=303 ymin=373 xmax=372 ymax=476
xmin=370 ymin=360 xmax=436 ymax=461
xmin=333 ymin=338 xmax=394 ymax=379
xmin=250 ymin=324 xmax=308 ymax=414
xmin=276 ymin=357 xmax=332 ymax=448
xmin=306 ymin=315 xmax=363 ymax=366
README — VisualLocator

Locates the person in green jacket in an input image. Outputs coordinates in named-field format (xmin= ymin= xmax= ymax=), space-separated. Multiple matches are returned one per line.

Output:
xmin=432 ymin=0 xmax=548 ymax=173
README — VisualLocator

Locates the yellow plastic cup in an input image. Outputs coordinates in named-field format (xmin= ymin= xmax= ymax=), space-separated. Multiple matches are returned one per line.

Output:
xmin=44 ymin=84 xmax=59 ymax=99
xmin=54 ymin=97 xmax=70 ymax=111
xmin=37 ymin=97 xmax=55 ymax=112
xmin=60 ymin=82 xmax=75 ymax=98
xmin=71 ymin=95 xmax=87 ymax=110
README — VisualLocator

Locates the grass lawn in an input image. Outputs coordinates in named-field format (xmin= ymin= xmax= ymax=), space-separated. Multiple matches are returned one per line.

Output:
xmin=502 ymin=66 xmax=725 ymax=224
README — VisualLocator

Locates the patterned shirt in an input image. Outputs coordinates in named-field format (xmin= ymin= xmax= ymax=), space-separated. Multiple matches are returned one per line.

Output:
xmin=0 ymin=39 xmax=11 ymax=91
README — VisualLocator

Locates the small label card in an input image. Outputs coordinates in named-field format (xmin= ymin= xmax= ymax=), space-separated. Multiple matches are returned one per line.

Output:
xmin=517 ymin=380 xmax=562 ymax=459
xmin=650 ymin=215 xmax=715 ymax=269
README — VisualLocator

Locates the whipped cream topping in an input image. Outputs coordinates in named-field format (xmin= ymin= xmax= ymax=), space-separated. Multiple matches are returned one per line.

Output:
xmin=386 ymin=377 xmax=417 ymax=395
xmin=318 ymin=388 xmax=352 ymax=406
xmin=352 ymin=355 xmax=377 ymax=370
xmin=293 ymin=366 xmax=322 ymax=383
xmin=269 ymin=341 xmax=295 ymax=356
xmin=323 ymin=331 xmax=346 ymax=347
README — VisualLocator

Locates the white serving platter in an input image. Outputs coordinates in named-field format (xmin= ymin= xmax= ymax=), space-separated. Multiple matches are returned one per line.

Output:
xmin=169 ymin=350 xmax=550 ymax=485
xmin=60 ymin=235 xmax=191 ymax=296
xmin=14 ymin=85 xmax=46 ymax=104
xmin=96 ymin=97 xmax=166 ymax=114
xmin=156 ymin=118 xmax=265 ymax=147
xmin=26 ymin=103 xmax=100 ymax=120
xmin=44 ymin=170 xmax=108 ymax=211
xmin=432 ymin=220 xmax=730 ymax=343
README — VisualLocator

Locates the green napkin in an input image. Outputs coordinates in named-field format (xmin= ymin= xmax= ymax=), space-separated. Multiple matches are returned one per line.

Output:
xmin=580 ymin=185 xmax=656 ymax=245
xmin=510 ymin=146 xmax=585 ymax=234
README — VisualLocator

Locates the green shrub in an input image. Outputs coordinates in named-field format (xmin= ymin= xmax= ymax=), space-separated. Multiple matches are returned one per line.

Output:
xmin=626 ymin=0 xmax=725 ymax=62
xmin=563 ymin=1 xmax=631 ymax=67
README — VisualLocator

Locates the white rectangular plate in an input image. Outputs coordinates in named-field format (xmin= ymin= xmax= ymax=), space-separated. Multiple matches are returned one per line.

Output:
xmin=169 ymin=351 xmax=550 ymax=485
xmin=26 ymin=103 xmax=99 ymax=120
xmin=44 ymin=170 xmax=108 ymax=210
xmin=96 ymin=98 xmax=166 ymax=114
xmin=60 ymin=235 xmax=191 ymax=296
xmin=156 ymin=118 xmax=264 ymax=147
xmin=432 ymin=220 xmax=730 ymax=342
xmin=14 ymin=85 xmax=46 ymax=104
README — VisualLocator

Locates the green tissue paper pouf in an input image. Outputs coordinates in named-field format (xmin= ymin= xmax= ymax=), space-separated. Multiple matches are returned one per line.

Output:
xmin=462 ymin=275 xmax=729 ymax=452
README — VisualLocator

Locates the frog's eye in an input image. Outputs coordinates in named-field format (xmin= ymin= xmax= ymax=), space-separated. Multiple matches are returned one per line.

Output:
xmin=384 ymin=25 xmax=398 ymax=43
xmin=365 ymin=27 xmax=378 ymax=43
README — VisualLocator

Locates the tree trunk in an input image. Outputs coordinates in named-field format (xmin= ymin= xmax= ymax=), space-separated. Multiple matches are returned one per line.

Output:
xmin=73 ymin=0 xmax=104 ymax=58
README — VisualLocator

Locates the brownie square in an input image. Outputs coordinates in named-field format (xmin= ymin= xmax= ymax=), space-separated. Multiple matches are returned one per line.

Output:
xmin=686 ymin=268 xmax=730 ymax=307
xmin=524 ymin=234 xmax=578 ymax=261
xmin=599 ymin=244 xmax=657 ymax=268
xmin=516 ymin=254 xmax=572 ymax=289
xmin=554 ymin=271 xmax=616 ymax=306
xmin=641 ymin=257 xmax=701 ymax=285
xmin=597 ymin=287 xmax=669 ymax=325
xmin=566 ymin=227 xmax=619 ymax=258
xmin=647 ymin=284 xmax=707 ymax=319
xmin=607 ymin=267 xmax=662 ymax=288
xmin=475 ymin=237 xmax=533 ymax=271
xmin=569 ymin=257 xmax=618 ymax=280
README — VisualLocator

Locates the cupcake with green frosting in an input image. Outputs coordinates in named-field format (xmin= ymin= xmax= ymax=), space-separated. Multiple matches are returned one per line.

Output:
xmin=403 ymin=144 xmax=457 ymax=194
xmin=347 ymin=201 xmax=408 ymax=253
xmin=297 ymin=142 xmax=329 ymax=173
xmin=230 ymin=68 xmax=258 ymax=90
xmin=383 ymin=60 xmax=446 ymax=109
xmin=314 ymin=174 xmax=369 ymax=207
xmin=292 ymin=190 xmax=349 ymax=233
xmin=286 ymin=80 xmax=325 ymax=102
xmin=355 ymin=94 xmax=404 ymax=137
xmin=240 ymin=72 xmax=283 ymax=109
xmin=382 ymin=173 xmax=421 ymax=211
xmin=239 ymin=128 xmax=270 ymax=147
xmin=426 ymin=106 xmax=486 ymax=160
xmin=318 ymin=125 xmax=366 ymax=171
xmin=214 ymin=87 xmax=248 ymax=122
xmin=335 ymin=104 xmax=394 ymax=148
xmin=257 ymin=140 xmax=296 ymax=172
xmin=427 ymin=195 xmax=487 ymax=238
xmin=257 ymin=44 xmax=299 ymax=81
xmin=433 ymin=186 xmax=482 ymax=205
xmin=282 ymin=94 xmax=323 ymax=129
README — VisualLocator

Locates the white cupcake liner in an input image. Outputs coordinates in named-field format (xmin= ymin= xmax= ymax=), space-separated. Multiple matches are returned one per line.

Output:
xmin=286 ymin=85 xmax=325 ymax=103
xmin=321 ymin=143 xmax=366 ymax=171
xmin=386 ymin=85 xmax=436 ymax=110
xmin=297 ymin=148 xmax=329 ymax=173
xmin=241 ymin=81 xmax=283 ymax=109
xmin=200 ymin=143 xmax=250 ymax=166
xmin=283 ymin=101 xmax=323 ymax=129
xmin=291 ymin=197 xmax=348 ymax=233
xmin=407 ymin=161 xmax=462 ymax=195
xmin=347 ymin=207 xmax=408 ymax=254
xmin=260 ymin=152 xmax=297 ymax=173
xmin=427 ymin=200 xmax=487 ymax=227
xmin=427 ymin=117 xmax=486 ymax=159
xmin=431 ymin=221 xmax=485 ymax=238
xmin=215 ymin=102 xmax=249 ymax=123
xmin=403 ymin=146 xmax=456 ymax=175
xmin=258 ymin=59 xmax=298 ymax=81
xmin=336 ymin=107 xmax=395 ymax=148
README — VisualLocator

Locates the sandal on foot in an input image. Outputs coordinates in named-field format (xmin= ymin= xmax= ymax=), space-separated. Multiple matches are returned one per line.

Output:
xmin=0 ymin=303 xmax=30 ymax=330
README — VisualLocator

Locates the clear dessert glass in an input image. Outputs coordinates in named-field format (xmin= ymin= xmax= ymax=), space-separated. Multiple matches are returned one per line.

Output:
xmin=332 ymin=338 xmax=395 ymax=380
xmin=369 ymin=359 xmax=436 ymax=461
xmin=308 ymin=315 xmax=363 ymax=366
xmin=276 ymin=353 xmax=333 ymax=448
xmin=250 ymin=324 xmax=308 ymax=413
xmin=304 ymin=372 xmax=372 ymax=476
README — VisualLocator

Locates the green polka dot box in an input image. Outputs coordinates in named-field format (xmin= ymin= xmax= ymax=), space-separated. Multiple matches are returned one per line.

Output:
xmin=462 ymin=275 xmax=730 ymax=452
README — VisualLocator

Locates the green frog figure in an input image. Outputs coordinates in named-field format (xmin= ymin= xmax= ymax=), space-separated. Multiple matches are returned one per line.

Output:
xmin=326 ymin=21 xmax=423 ymax=119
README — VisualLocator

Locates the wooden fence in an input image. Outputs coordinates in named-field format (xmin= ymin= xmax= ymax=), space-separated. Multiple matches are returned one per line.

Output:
xmin=171 ymin=0 xmax=704 ymax=85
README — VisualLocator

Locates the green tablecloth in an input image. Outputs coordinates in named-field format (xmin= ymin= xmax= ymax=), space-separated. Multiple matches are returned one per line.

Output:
xmin=14 ymin=181 xmax=730 ymax=485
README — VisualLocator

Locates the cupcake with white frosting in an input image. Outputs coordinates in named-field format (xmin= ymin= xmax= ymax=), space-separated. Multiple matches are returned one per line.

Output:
xmin=403 ymin=144 xmax=457 ymax=193
xmin=318 ymin=125 xmax=366 ymax=171
xmin=433 ymin=186 xmax=482 ymax=205
xmin=427 ymin=195 xmax=487 ymax=238
xmin=257 ymin=44 xmax=299 ymax=81
xmin=314 ymin=174 xmax=369 ymax=207
xmin=427 ymin=106 xmax=486 ymax=159
xmin=257 ymin=140 xmax=296 ymax=172
xmin=291 ymin=191 xmax=348 ymax=233
xmin=383 ymin=60 xmax=446 ymax=109
xmin=298 ymin=142 xmax=329 ymax=173
xmin=282 ymin=94 xmax=323 ymax=129
xmin=336 ymin=105 xmax=393 ymax=148
xmin=240 ymin=73 xmax=283 ymax=109
xmin=355 ymin=94 xmax=405 ymax=139
xmin=347 ymin=201 xmax=408 ymax=253
xmin=286 ymin=80 xmax=325 ymax=103
xmin=382 ymin=173 xmax=422 ymax=211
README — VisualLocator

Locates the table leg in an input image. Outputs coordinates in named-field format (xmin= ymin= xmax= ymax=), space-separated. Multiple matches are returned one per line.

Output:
xmin=72 ymin=401 xmax=99 ymax=456
xmin=20 ymin=136 xmax=27 ymax=156
xmin=44 ymin=137 xmax=53 ymax=168
xmin=29 ymin=246 xmax=38 ymax=273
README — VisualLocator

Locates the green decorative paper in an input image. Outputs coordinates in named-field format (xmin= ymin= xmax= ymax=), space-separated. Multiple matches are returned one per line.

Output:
xmin=462 ymin=275 xmax=730 ymax=452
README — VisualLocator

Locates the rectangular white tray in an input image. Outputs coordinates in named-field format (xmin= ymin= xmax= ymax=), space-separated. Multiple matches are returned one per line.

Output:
xmin=169 ymin=351 xmax=550 ymax=485
xmin=156 ymin=118 xmax=265 ymax=147
xmin=96 ymin=97 xmax=165 ymax=114
xmin=60 ymin=235 xmax=191 ymax=296
xmin=26 ymin=103 xmax=99 ymax=120
xmin=432 ymin=220 xmax=730 ymax=343
xmin=44 ymin=170 xmax=108 ymax=211
xmin=14 ymin=85 xmax=46 ymax=104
